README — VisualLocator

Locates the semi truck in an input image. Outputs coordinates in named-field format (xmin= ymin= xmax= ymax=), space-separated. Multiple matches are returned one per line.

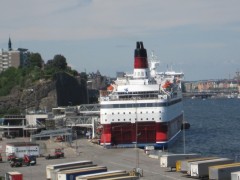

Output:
xmin=10 ymin=154 xmax=36 ymax=167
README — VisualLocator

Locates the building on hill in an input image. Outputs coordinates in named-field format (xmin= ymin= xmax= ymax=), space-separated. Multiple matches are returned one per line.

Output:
xmin=0 ymin=37 xmax=28 ymax=73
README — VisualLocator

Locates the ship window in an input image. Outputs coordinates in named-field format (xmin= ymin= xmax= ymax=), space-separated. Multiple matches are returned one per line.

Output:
xmin=127 ymin=104 xmax=132 ymax=108
xmin=159 ymin=111 xmax=161 ymax=113
xmin=112 ymin=112 xmax=114 ymax=115
xmin=120 ymin=104 xmax=125 ymax=108
xmin=105 ymin=113 xmax=107 ymax=115
xmin=159 ymin=117 xmax=161 ymax=120
xmin=146 ymin=118 xmax=148 ymax=120
xmin=118 ymin=119 xmax=120 ymax=121
xmin=113 ymin=104 xmax=119 ymax=108
xmin=141 ymin=118 xmax=143 ymax=120
xmin=123 ymin=112 xmax=125 ymax=114
xmin=112 ymin=119 xmax=114 ymax=121
xmin=152 ymin=118 xmax=154 ymax=120
xmin=152 ymin=111 xmax=154 ymax=113
xmin=129 ymin=112 xmax=131 ymax=114
xmin=135 ymin=118 xmax=137 ymax=120
xmin=124 ymin=119 xmax=125 ymax=121
xmin=129 ymin=118 xmax=131 ymax=121
xmin=118 ymin=112 xmax=120 ymax=114
xmin=146 ymin=111 xmax=148 ymax=114
xmin=105 ymin=120 xmax=107 ymax=122
xmin=140 ymin=112 xmax=142 ymax=114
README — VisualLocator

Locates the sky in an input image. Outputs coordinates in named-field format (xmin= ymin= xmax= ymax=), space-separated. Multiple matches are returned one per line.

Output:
xmin=1 ymin=0 xmax=240 ymax=81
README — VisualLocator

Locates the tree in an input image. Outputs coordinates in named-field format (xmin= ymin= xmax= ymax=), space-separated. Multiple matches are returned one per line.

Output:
xmin=52 ymin=55 xmax=67 ymax=70
xmin=29 ymin=53 xmax=43 ymax=68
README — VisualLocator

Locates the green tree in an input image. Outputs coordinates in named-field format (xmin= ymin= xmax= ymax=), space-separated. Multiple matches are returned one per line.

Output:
xmin=29 ymin=53 xmax=43 ymax=68
xmin=52 ymin=55 xmax=67 ymax=70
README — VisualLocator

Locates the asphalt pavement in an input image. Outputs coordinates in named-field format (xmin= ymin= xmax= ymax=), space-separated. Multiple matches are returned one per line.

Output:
xmin=0 ymin=137 xmax=195 ymax=180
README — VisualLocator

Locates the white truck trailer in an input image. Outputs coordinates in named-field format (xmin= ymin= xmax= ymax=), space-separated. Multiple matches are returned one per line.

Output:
xmin=176 ymin=157 xmax=219 ymax=172
xmin=5 ymin=142 xmax=39 ymax=158
xmin=75 ymin=170 xmax=128 ymax=180
xmin=57 ymin=166 xmax=107 ymax=180
xmin=189 ymin=158 xmax=234 ymax=178
xmin=231 ymin=171 xmax=240 ymax=180
xmin=46 ymin=160 xmax=93 ymax=180
xmin=160 ymin=153 xmax=200 ymax=170
xmin=209 ymin=162 xmax=240 ymax=180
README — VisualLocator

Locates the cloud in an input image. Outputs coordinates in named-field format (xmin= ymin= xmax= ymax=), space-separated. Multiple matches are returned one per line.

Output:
xmin=1 ymin=0 xmax=240 ymax=42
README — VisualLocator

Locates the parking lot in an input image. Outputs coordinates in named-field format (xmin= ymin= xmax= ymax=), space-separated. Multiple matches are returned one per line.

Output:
xmin=0 ymin=137 xmax=194 ymax=180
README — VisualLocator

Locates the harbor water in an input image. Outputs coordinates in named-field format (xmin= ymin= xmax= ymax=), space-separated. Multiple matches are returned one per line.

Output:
xmin=166 ymin=98 xmax=240 ymax=161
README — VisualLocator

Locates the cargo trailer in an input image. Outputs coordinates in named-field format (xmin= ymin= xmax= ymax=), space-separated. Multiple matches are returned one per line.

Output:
xmin=176 ymin=157 xmax=219 ymax=172
xmin=5 ymin=171 xmax=23 ymax=180
xmin=209 ymin=162 xmax=240 ymax=180
xmin=76 ymin=170 xmax=128 ymax=180
xmin=51 ymin=164 xmax=98 ymax=180
xmin=102 ymin=176 xmax=138 ymax=180
xmin=231 ymin=171 xmax=240 ymax=180
xmin=46 ymin=160 xmax=92 ymax=179
xmin=5 ymin=142 xmax=39 ymax=158
xmin=160 ymin=153 xmax=200 ymax=170
xmin=189 ymin=158 xmax=234 ymax=178
xmin=57 ymin=166 xmax=107 ymax=180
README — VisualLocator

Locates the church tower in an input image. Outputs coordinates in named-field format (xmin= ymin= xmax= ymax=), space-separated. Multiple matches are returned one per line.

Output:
xmin=8 ymin=37 xmax=12 ymax=51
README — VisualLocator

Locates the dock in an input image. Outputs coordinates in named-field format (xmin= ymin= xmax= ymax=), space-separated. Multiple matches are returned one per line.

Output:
xmin=0 ymin=137 xmax=238 ymax=180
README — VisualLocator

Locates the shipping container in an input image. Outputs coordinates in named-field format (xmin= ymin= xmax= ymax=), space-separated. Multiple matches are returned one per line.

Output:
xmin=5 ymin=171 xmax=23 ymax=180
xmin=57 ymin=166 xmax=107 ymax=180
xmin=101 ymin=176 xmax=139 ymax=180
xmin=160 ymin=153 xmax=200 ymax=169
xmin=209 ymin=162 xmax=240 ymax=180
xmin=231 ymin=171 xmax=240 ymax=180
xmin=5 ymin=142 xmax=39 ymax=158
xmin=51 ymin=164 xmax=98 ymax=180
xmin=190 ymin=158 xmax=234 ymax=178
xmin=46 ymin=160 xmax=92 ymax=179
xmin=76 ymin=170 xmax=128 ymax=180
xmin=176 ymin=157 xmax=219 ymax=172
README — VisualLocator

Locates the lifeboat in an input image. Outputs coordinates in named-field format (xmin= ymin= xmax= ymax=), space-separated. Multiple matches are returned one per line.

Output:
xmin=162 ymin=81 xmax=172 ymax=89
xmin=107 ymin=84 xmax=114 ymax=91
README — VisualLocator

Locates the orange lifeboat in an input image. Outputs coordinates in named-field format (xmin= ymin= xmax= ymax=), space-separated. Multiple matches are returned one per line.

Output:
xmin=162 ymin=81 xmax=172 ymax=89
xmin=107 ymin=85 xmax=114 ymax=91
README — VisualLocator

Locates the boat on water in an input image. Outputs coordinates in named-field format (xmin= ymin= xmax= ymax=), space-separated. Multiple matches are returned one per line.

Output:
xmin=99 ymin=42 xmax=184 ymax=149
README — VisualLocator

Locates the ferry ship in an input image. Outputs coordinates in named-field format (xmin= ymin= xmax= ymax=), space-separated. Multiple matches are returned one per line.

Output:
xmin=99 ymin=42 xmax=184 ymax=148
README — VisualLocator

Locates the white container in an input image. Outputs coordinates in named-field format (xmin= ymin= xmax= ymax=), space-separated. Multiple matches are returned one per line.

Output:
xmin=190 ymin=158 xmax=234 ymax=178
xmin=160 ymin=153 xmax=200 ymax=169
xmin=57 ymin=166 xmax=107 ymax=180
xmin=177 ymin=157 xmax=219 ymax=172
xmin=231 ymin=171 xmax=240 ymax=180
xmin=76 ymin=170 xmax=127 ymax=180
xmin=209 ymin=162 xmax=240 ymax=180
xmin=5 ymin=142 xmax=39 ymax=158
xmin=46 ymin=160 xmax=92 ymax=180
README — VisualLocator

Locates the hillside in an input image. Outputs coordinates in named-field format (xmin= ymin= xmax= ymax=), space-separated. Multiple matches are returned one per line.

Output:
xmin=0 ymin=72 xmax=88 ymax=116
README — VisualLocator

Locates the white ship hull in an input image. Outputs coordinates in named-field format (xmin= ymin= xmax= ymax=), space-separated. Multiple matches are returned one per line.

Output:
xmin=99 ymin=42 xmax=184 ymax=148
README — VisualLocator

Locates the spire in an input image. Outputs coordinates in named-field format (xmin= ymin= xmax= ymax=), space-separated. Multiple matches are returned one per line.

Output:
xmin=8 ymin=37 xmax=12 ymax=51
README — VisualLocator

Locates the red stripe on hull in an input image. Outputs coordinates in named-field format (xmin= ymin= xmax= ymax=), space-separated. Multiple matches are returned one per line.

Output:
xmin=100 ymin=114 xmax=183 ymax=146
xmin=100 ymin=124 xmax=112 ymax=144
xmin=156 ymin=123 xmax=168 ymax=141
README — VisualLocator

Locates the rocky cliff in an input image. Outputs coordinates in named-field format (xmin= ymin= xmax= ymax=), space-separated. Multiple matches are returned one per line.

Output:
xmin=0 ymin=72 xmax=88 ymax=114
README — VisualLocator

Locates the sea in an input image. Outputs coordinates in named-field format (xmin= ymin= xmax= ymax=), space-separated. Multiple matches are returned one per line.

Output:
xmin=166 ymin=98 xmax=240 ymax=161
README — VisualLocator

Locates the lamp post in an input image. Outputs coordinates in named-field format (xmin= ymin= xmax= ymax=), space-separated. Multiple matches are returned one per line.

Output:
xmin=134 ymin=98 xmax=139 ymax=171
